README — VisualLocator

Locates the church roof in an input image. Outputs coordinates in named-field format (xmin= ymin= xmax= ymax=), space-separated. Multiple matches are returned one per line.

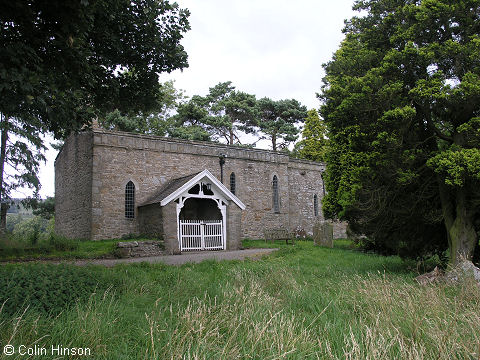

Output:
xmin=139 ymin=169 xmax=246 ymax=210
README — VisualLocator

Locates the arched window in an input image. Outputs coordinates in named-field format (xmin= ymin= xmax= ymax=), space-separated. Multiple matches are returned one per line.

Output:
xmin=314 ymin=194 xmax=319 ymax=217
xmin=125 ymin=181 xmax=135 ymax=219
xmin=272 ymin=175 xmax=280 ymax=213
xmin=230 ymin=172 xmax=236 ymax=195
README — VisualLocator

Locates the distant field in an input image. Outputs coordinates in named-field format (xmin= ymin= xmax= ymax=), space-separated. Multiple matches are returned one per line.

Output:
xmin=0 ymin=240 xmax=479 ymax=359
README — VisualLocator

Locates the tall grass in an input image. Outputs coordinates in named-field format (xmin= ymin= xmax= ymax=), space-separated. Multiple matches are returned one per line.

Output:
xmin=0 ymin=236 xmax=150 ymax=261
xmin=1 ymin=241 xmax=479 ymax=359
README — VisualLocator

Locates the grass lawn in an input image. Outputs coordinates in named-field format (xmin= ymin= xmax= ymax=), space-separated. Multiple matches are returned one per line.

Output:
xmin=0 ymin=240 xmax=479 ymax=359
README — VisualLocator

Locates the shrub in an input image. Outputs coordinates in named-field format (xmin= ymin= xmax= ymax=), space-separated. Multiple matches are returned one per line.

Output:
xmin=6 ymin=213 xmax=25 ymax=233
xmin=0 ymin=264 xmax=119 ymax=316
xmin=12 ymin=215 xmax=49 ymax=244
xmin=29 ymin=223 xmax=40 ymax=245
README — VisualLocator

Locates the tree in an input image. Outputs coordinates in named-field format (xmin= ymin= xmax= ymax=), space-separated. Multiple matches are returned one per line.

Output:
xmin=171 ymin=82 xmax=257 ymax=145
xmin=0 ymin=0 xmax=190 ymax=231
xmin=0 ymin=113 xmax=46 ymax=230
xmin=99 ymin=80 xmax=194 ymax=137
xmin=203 ymin=82 xmax=258 ymax=145
xmin=32 ymin=197 xmax=55 ymax=220
xmin=257 ymin=98 xmax=307 ymax=151
xmin=170 ymin=95 xmax=213 ymax=141
xmin=320 ymin=0 xmax=479 ymax=266
xmin=294 ymin=109 xmax=329 ymax=162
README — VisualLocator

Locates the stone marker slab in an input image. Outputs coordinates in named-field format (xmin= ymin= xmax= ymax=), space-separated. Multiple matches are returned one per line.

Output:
xmin=313 ymin=221 xmax=333 ymax=248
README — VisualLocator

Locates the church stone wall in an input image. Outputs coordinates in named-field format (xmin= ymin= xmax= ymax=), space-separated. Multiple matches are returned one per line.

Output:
xmin=56 ymin=129 xmax=329 ymax=241
xmin=226 ymin=201 xmax=243 ymax=250
xmin=54 ymin=132 xmax=93 ymax=239
xmin=287 ymin=160 xmax=326 ymax=235
xmin=138 ymin=203 xmax=163 ymax=239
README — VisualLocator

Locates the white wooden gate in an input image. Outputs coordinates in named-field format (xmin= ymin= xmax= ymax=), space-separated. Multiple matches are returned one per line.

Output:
xmin=179 ymin=220 xmax=224 ymax=251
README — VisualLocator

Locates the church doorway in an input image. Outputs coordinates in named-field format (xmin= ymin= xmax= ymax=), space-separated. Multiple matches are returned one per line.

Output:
xmin=178 ymin=198 xmax=224 ymax=251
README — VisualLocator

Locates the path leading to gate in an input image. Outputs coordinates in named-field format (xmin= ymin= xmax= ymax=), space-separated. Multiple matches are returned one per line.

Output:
xmin=66 ymin=248 xmax=279 ymax=267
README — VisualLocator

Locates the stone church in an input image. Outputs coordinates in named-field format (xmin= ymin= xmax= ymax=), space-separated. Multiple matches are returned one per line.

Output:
xmin=55 ymin=129 xmax=330 ymax=253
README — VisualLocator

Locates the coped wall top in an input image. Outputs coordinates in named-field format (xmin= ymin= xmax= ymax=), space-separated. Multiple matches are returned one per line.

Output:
xmin=59 ymin=129 xmax=325 ymax=170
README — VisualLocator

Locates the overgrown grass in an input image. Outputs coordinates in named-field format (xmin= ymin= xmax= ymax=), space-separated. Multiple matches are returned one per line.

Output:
xmin=0 ymin=236 xmax=153 ymax=261
xmin=0 ymin=264 xmax=121 ymax=316
xmin=1 ymin=240 xmax=479 ymax=359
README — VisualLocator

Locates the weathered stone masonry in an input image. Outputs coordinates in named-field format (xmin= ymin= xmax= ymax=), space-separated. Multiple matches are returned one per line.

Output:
xmin=55 ymin=132 xmax=93 ymax=240
xmin=55 ymin=129 xmax=331 ymax=242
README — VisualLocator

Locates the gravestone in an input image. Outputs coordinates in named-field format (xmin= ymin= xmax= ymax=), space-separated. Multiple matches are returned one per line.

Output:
xmin=313 ymin=221 xmax=333 ymax=248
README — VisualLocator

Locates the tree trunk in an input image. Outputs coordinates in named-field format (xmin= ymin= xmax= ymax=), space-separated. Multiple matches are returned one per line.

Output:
xmin=0 ymin=204 xmax=6 ymax=234
xmin=0 ymin=114 xmax=9 ymax=234
xmin=229 ymin=129 xmax=234 ymax=145
xmin=272 ymin=132 xmax=277 ymax=151
xmin=438 ymin=178 xmax=477 ymax=266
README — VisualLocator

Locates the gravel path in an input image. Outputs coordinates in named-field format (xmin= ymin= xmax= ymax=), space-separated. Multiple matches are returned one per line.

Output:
xmin=60 ymin=248 xmax=278 ymax=267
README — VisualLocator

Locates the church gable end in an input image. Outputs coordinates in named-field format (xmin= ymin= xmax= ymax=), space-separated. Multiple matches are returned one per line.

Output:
xmin=55 ymin=131 xmax=93 ymax=240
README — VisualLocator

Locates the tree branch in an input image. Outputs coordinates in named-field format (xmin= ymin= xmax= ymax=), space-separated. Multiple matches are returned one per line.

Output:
xmin=422 ymin=104 xmax=453 ymax=143
xmin=428 ymin=120 xmax=454 ymax=143
xmin=232 ymin=132 xmax=242 ymax=144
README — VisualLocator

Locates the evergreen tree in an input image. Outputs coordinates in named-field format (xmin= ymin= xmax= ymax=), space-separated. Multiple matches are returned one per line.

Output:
xmin=205 ymin=82 xmax=258 ymax=145
xmin=169 ymin=95 xmax=213 ymax=141
xmin=320 ymin=0 xmax=480 ymax=265
xmin=173 ymin=82 xmax=258 ymax=145
xmin=294 ymin=109 xmax=328 ymax=162
xmin=98 ymin=80 xmax=199 ymax=139
xmin=257 ymin=98 xmax=307 ymax=151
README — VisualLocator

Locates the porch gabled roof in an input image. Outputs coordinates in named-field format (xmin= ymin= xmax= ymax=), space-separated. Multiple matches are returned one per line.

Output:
xmin=140 ymin=172 xmax=200 ymax=207
xmin=139 ymin=169 xmax=246 ymax=210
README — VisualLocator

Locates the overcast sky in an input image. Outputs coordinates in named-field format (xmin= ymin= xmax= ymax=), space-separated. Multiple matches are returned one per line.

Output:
xmin=29 ymin=0 xmax=356 ymax=199
xmin=161 ymin=0 xmax=356 ymax=109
